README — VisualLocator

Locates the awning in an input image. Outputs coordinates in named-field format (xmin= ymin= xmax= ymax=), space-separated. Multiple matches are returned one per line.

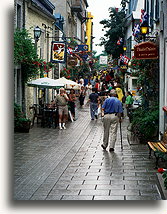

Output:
xmin=27 ymin=77 xmax=64 ymax=89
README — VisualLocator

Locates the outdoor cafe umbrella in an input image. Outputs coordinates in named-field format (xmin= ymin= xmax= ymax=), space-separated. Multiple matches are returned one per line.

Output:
xmin=27 ymin=77 xmax=64 ymax=89
xmin=53 ymin=77 xmax=81 ymax=89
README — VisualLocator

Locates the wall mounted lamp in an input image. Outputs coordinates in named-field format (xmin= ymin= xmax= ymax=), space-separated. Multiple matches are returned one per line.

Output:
xmin=123 ymin=46 xmax=127 ymax=51
xmin=140 ymin=26 xmax=149 ymax=35
xmin=34 ymin=26 xmax=41 ymax=42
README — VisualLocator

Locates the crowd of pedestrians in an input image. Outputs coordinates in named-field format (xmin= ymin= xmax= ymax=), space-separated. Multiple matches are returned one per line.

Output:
xmin=54 ymin=72 xmax=134 ymax=152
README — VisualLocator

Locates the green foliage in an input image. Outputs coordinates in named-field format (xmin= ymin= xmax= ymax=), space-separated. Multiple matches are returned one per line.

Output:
xmin=14 ymin=28 xmax=36 ymax=64
xmin=14 ymin=28 xmax=40 ymax=82
xmin=155 ymin=151 xmax=167 ymax=162
xmin=155 ymin=151 xmax=167 ymax=189
xmin=67 ymin=38 xmax=78 ymax=47
xmin=99 ymin=8 xmax=125 ymax=58
xmin=14 ymin=103 xmax=30 ymax=129
xmin=14 ymin=29 xmax=54 ymax=83
xmin=131 ymin=105 xmax=159 ymax=142
xmin=162 ymin=172 xmax=167 ymax=189
xmin=129 ymin=58 xmax=159 ymax=107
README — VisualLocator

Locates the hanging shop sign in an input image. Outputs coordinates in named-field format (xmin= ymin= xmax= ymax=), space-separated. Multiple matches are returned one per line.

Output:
xmin=134 ymin=41 xmax=158 ymax=59
xmin=51 ymin=41 xmax=66 ymax=63
xmin=99 ymin=56 xmax=108 ymax=65
xmin=75 ymin=45 xmax=88 ymax=52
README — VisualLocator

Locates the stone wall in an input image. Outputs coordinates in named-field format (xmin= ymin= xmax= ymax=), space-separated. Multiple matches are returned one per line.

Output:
xmin=24 ymin=1 xmax=55 ymax=119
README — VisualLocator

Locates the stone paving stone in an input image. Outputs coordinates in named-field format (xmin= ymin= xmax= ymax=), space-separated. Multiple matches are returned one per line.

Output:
xmin=86 ymin=171 xmax=110 ymax=176
xmin=110 ymin=189 xmax=140 ymax=196
xmin=84 ymin=180 xmax=111 ymax=185
xmin=138 ymin=180 xmax=158 ymax=185
xmin=111 ymin=180 xmax=138 ymax=185
xmin=67 ymin=184 xmax=96 ymax=190
xmin=79 ymin=189 xmax=109 ymax=196
xmin=96 ymin=184 xmax=124 ymax=190
xmin=112 ymin=172 xmax=136 ymax=176
xmin=55 ymin=180 xmax=83 ymax=186
xmin=135 ymin=165 xmax=155 ymax=170
xmin=77 ymin=169 xmax=100 ymax=173
xmin=51 ymin=183 xmax=69 ymax=190
xmin=124 ymin=169 xmax=147 ymax=172
xmin=48 ymin=189 xmax=80 ymax=196
xmin=98 ymin=175 xmax=124 ymax=180
xmin=124 ymin=176 xmax=150 ymax=181
xmin=46 ymin=195 xmax=63 ymax=200
xmin=125 ymin=195 xmax=159 ymax=200
xmin=107 ymin=169 xmax=124 ymax=173
xmin=125 ymin=184 xmax=154 ymax=190
xmin=72 ymin=175 xmax=98 ymax=181
xmin=135 ymin=172 xmax=157 ymax=176
xmin=61 ymin=195 xmax=93 ymax=200
xmin=140 ymin=189 xmax=160 ymax=196
xmin=94 ymin=196 xmax=124 ymax=200
xmin=30 ymin=195 xmax=47 ymax=200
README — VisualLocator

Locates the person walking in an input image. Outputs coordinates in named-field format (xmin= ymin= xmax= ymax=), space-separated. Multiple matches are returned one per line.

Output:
xmin=101 ymin=89 xmax=123 ymax=152
xmin=115 ymin=84 xmax=124 ymax=102
xmin=86 ymin=82 xmax=92 ymax=96
xmin=68 ymin=89 xmax=76 ymax=120
xmin=79 ymin=86 xmax=86 ymax=107
xmin=95 ymin=80 xmax=100 ymax=92
xmin=125 ymin=91 xmax=134 ymax=117
xmin=88 ymin=88 xmax=99 ymax=120
xmin=54 ymin=88 xmax=69 ymax=130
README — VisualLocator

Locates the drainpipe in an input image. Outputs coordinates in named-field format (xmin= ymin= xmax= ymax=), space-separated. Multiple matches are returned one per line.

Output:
xmin=22 ymin=0 xmax=26 ymax=113
xmin=23 ymin=0 xmax=25 ymax=28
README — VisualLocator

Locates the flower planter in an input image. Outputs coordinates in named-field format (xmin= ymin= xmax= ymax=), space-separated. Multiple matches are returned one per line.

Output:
xmin=14 ymin=121 xmax=31 ymax=133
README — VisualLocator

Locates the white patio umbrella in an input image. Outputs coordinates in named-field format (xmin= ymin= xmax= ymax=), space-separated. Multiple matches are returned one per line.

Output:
xmin=54 ymin=77 xmax=81 ymax=89
xmin=27 ymin=77 xmax=64 ymax=89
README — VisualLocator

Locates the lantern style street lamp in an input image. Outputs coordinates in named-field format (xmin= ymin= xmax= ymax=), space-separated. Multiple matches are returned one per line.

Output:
xmin=123 ymin=46 xmax=127 ymax=51
xmin=140 ymin=26 xmax=149 ymax=35
xmin=34 ymin=26 xmax=41 ymax=53
xmin=34 ymin=26 xmax=41 ymax=42
xmin=140 ymin=25 xmax=149 ymax=41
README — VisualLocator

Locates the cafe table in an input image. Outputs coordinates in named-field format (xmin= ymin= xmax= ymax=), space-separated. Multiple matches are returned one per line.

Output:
xmin=41 ymin=105 xmax=58 ymax=128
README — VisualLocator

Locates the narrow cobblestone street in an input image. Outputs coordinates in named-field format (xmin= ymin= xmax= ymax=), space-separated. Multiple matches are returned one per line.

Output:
xmin=14 ymin=103 xmax=162 ymax=200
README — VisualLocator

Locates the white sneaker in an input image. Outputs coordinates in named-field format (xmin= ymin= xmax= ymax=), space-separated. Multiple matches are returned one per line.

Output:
xmin=59 ymin=126 xmax=63 ymax=130
xmin=62 ymin=126 xmax=66 ymax=130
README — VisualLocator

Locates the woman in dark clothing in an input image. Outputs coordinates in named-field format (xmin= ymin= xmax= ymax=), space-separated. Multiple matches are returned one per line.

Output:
xmin=79 ymin=86 xmax=86 ymax=107
xmin=68 ymin=89 xmax=76 ymax=120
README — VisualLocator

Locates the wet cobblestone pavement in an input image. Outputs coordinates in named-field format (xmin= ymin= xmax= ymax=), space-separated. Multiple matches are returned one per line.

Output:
xmin=14 ymin=104 xmax=161 ymax=200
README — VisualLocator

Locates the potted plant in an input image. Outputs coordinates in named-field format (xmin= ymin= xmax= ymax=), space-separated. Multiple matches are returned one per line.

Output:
xmin=157 ymin=167 xmax=167 ymax=199
xmin=14 ymin=103 xmax=31 ymax=133
xmin=130 ymin=105 xmax=159 ymax=143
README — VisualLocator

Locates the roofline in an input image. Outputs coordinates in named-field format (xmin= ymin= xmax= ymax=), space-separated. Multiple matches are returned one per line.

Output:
xmin=28 ymin=1 xmax=56 ymax=21
xmin=43 ymin=0 xmax=55 ymax=10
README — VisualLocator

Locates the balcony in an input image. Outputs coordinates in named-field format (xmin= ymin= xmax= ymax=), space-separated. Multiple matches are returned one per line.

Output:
xmin=71 ymin=0 xmax=83 ymax=12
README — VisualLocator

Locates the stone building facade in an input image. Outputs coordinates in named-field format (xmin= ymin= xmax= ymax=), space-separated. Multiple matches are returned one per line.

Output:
xmin=14 ymin=0 xmax=57 ymax=119
xmin=159 ymin=0 xmax=167 ymax=133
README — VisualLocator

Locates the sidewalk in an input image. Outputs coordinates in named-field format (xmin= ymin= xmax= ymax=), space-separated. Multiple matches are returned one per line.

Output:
xmin=14 ymin=103 xmax=161 ymax=200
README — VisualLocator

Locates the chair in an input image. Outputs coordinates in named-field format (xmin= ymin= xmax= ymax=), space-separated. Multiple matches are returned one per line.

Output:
xmin=29 ymin=104 xmax=43 ymax=127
